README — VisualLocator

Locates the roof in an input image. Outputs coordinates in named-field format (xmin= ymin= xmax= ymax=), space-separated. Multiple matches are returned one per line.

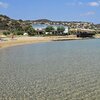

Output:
xmin=32 ymin=24 xmax=68 ymax=31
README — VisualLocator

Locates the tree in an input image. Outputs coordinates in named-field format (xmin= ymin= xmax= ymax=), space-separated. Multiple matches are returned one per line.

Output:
xmin=24 ymin=25 xmax=36 ymax=36
xmin=57 ymin=26 xmax=65 ymax=34
xmin=45 ymin=26 xmax=55 ymax=32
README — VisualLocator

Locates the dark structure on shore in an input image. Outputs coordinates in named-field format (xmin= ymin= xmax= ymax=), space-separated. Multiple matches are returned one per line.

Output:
xmin=76 ymin=29 xmax=95 ymax=38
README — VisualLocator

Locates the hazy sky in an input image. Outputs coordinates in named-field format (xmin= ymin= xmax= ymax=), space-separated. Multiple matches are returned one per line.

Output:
xmin=0 ymin=0 xmax=99 ymax=23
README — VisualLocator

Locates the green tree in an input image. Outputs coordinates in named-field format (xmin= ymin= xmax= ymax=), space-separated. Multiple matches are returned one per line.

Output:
xmin=57 ymin=26 xmax=65 ymax=33
xmin=24 ymin=25 xmax=36 ymax=36
xmin=45 ymin=26 xmax=55 ymax=32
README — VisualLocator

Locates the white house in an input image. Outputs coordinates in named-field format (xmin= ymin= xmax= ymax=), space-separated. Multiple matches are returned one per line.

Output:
xmin=32 ymin=24 xmax=69 ymax=34
xmin=64 ymin=26 xmax=68 ymax=33
xmin=32 ymin=24 xmax=48 ymax=31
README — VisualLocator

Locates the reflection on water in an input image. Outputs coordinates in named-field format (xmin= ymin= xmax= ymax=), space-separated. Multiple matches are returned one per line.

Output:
xmin=0 ymin=39 xmax=100 ymax=100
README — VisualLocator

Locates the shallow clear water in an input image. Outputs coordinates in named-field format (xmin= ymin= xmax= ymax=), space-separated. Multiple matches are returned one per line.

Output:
xmin=0 ymin=39 xmax=100 ymax=100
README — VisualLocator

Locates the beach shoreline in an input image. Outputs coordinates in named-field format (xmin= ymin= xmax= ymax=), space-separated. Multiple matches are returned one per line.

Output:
xmin=0 ymin=35 xmax=99 ymax=49
xmin=0 ymin=35 xmax=80 ymax=49
xmin=0 ymin=36 xmax=51 ymax=49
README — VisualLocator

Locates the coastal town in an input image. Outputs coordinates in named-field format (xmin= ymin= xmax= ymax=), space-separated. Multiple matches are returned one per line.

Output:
xmin=0 ymin=14 xmax=100 ymax=48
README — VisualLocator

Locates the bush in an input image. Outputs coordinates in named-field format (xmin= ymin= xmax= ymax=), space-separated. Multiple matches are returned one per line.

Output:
xmin=16 ymin=31 xmax=23 ymax=35
xmin=3 ymin=31 xmax=10 ymax=35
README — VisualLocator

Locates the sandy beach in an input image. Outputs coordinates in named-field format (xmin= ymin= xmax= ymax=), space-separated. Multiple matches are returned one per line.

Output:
xmin=0 ymin=34 xmax=100 ymax=49
xmin=0 ymin=35 xmax=81 ymax=49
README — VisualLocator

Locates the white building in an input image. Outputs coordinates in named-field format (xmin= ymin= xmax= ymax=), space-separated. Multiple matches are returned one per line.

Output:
xmin=32 ymin=24 xmax=48 ymax=31
xmin=32 ymin=24 xmax=69 ymax=34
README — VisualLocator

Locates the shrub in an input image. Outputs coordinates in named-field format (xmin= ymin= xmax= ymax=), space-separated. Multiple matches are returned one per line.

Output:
xmin=3 ymin=31 xmax=10 ymax=35
xmin=16 ymin=31 xmax=23 ymax=35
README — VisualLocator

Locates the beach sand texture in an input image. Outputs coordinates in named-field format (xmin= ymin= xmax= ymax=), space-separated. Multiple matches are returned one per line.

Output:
xmin=0 ymin=35 xmax=81 ymax=49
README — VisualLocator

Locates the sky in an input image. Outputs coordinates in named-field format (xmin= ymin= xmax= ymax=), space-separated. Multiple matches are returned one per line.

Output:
xmin=0 ymin=0 xmax=100 ymax=23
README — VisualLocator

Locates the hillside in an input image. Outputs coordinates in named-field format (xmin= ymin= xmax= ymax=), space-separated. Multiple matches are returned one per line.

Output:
xmin=32 ymin=19 xmax=97 ymax=29
xmin=0 ymin=14 xmax=30 ymax=31
xmin=0 ymin=14 xmax=99 ymax=31
xmin=95 ymin=24 xmax=100 ymax=29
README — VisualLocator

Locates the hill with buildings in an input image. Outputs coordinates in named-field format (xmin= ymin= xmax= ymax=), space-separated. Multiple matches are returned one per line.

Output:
xmin=32 ymin=19 xmax=97 ymax=29
xmin=0 ymin=14 xmax=99 ymax=34
xmin=95 ymin=24 xmax=100 ymax=29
